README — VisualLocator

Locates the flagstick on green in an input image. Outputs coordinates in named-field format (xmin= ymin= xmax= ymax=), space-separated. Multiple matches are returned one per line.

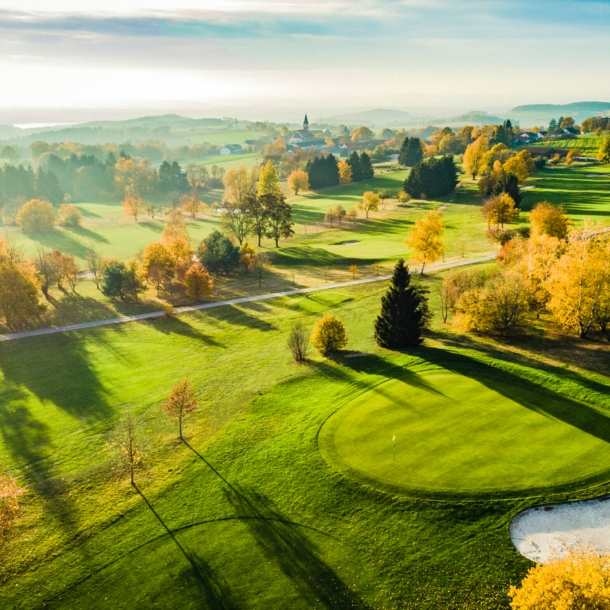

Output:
xmin=392 ymin=434 xmax=396 ymax=462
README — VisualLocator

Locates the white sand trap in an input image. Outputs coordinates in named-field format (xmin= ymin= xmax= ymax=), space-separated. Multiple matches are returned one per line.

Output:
xmin=510 ymin=496 xmax=610 ymax=564
xmin=522 ymin=186 xmax=535 ymax=190
xmin=336 ymin=240 xmax=360 ymax=245
xmin=585 ymin=174 xmax=602 ymax=177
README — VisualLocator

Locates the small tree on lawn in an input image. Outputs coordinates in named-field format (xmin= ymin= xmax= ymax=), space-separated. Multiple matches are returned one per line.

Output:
xmin=163 ymin=379 xmax=198 ymax=441
xmin=357 ymin=191 xmax=380 ymax=218
xmin=311 ymin=314 xmax=348 ymax=356
xmin=287 ymin=322 xmax=309 ymax=362
xmin=404 ymin=210 xmax=444 ymax=274
xmin=112 ymin=411 xmax=144 ymax=486
xmin=253 ymin=252 xmax=271 ymax=286
xmin=0 ymin=473 xmax=26 ymax=536
xmin=374 ymin=259 xmax=430 ymax=349
xmin=183 ymin=264 xmax=213 ymax=300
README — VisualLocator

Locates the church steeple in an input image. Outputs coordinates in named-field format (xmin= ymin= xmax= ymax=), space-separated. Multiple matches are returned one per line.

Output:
xmin=303 ymin=114 xmax=309 ymax=131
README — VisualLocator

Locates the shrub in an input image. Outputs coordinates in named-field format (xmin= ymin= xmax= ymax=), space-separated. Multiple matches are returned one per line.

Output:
xmin=287 ymin=322 xmax=309 ymax=362
xmin=454 ymin=273 xmax=529 ymax=335
xmin=164 ymin=304 xmax=174 ymax=317
xmin=310 ymin=314 xmax=348 ymax=355
xmin=16 ymin=199 xmax=55 ymax=233
xmin=57 ymin=203 xmax=83 ymax=227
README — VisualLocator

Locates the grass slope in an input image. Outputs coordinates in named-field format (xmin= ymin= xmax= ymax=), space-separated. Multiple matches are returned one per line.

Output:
xmin=1 ymin=282 xmax=610 ymax=609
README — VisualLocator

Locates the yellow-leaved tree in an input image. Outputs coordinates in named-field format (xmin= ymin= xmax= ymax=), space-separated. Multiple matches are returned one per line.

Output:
xmin=509 ymin=549 xmax=610 ymax=609
xmin=357 ymin=191 xmax=380 ymax=219
xmin=257 ymin=160 xmax=282 ymax=196
xmin=183 ymin=264 xmax=213 ymax=300
xmin=529 ymin=201 xmax=570 ymax=239
xmin=310 ymin=314 xmax=348 ymax=355
xmin=338 ymin=160 xmax=353 ymax=184
xmin=287 ymin=170 xmax=310 ymax=195
xmin=463 ymin=136 xmax=489 ymax=179
xmin=16 ymin=199 xmax=56 ymax=233
xmin=545 ymin=229 xmax=610 ymax=337
xmin=405 ymin=210 xmax=444 ymax=273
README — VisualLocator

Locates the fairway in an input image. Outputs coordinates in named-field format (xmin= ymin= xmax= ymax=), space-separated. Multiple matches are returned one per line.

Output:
xmin=320 ymin=368 xmax=610 ymax=498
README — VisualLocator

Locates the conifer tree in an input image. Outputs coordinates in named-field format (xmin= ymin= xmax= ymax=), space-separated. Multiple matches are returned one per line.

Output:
xmin=398 ymin=137 xmax=424 ymax=167
xmin=359 ymin=152 xmax=374 ymax=179
xmin=347 ymin=152 xmax=363 ymax=181
xmin=374 ymin=259 xmax=430 ymax=349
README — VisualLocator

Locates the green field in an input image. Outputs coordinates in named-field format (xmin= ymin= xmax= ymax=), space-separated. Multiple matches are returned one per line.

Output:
xmin=523 ymin=163 xmax=610 ymax=221
xmin=320 ymin=369 xmax=610 ymax=498
xmin=1 ymin=280 xmax=610 ymax=608
xmin=525 ymin=135 xmax=605 ymax=157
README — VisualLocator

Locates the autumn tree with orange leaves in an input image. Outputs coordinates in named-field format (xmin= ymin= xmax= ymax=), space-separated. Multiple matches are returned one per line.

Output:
xmin=163 ymin=379 xmax=198 ymax=440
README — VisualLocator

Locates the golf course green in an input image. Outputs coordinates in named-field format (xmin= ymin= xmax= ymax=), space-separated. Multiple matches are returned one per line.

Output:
xmin=319 ymin=367 xmax=610 ymax=498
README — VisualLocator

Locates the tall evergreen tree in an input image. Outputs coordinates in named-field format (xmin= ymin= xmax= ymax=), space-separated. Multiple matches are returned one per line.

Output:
xmin=403 ymin=156 xmax=457 ymax=199
xmin=359 ymin=152 xmax=374 ymax=179
xmin=374 ymin=259 xmax=430 ymax=349
xmin=398 ymin=137 xmax=424 ymax=167
xmin=347 ymin=151 xmax=363 ymax=181
xmin=305 ymin=154 xmax=339 ymax=189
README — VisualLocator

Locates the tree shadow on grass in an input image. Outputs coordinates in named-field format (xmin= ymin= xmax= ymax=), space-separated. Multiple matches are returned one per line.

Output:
xmin=67 ymin=225 xmax=109 ymax=244
xmin=138 ymin=221 xmax=163 ymax=233
xmin=313 ymin=353 xmax=447 ymax=400
xmin=28 ymin=229 xmax=91 ymax=259
xmin=0 ymin=388 xmax=78 ymax=534
xmin=430 ymin=331 xmax=610 ymax=399
xmin=205 ymin=304 xmax=276 ymax=332
xmin=138 ymin=316 xmax=224 ymax=347
xmin=223 ymin=486 xmax=371 ymax=610
xmin=0 ymin=332 xmax=113 ymax=420
xmin=182 ymin=442 xmax=369 ymax=610
xmin=417 ymin=344 xmax=610 ymax=445
xmin=269 ymin=246 xmax=377 ymax=268
xmin=134 ymin=485 xmax=237 ymax=610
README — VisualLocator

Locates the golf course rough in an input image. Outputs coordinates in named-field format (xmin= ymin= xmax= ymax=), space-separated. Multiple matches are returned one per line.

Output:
xmin=319 ymin=365 xmax=610 ymax=499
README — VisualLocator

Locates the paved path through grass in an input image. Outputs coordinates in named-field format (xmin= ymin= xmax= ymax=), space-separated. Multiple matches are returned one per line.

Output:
xmin=0 ymin=254 xmax=495 ymax=342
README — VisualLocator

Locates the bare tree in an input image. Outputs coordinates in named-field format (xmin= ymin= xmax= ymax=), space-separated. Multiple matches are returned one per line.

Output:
xmin=113 ymin=411 xmax=144 ymax=486
xmin=288 ymin=322 xmax=309 ymax=362
xmin=84 ymin=248 xmax=102 ymax=288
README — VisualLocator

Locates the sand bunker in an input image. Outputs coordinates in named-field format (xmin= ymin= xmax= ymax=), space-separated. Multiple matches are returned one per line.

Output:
xmin=336 ymin=240 xmax=360 ymax=245
xmin=585 ymin=174 xmax=602 ymax=177
xmin=510 ymin=496 xmax=610 ymax=564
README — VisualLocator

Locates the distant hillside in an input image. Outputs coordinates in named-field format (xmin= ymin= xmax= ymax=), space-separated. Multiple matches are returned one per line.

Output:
xmin=510 ymin=102 xmax=610 ymax=125
xmin=325 ymin=108 xmax=411 ymax=125
xmin=511 ymin=102 xmax=610 ymax=115
xmin=444 ymin=111 xmax=505 ymax=125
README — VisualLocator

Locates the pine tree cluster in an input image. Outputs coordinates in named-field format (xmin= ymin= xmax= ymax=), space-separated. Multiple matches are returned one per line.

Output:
xmin=403 ymin=156 xmax=458 ymax=199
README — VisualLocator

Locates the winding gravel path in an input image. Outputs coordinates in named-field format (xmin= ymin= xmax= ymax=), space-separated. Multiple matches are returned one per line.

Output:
xmin=0 ymin=254 xmax=495 ymax=342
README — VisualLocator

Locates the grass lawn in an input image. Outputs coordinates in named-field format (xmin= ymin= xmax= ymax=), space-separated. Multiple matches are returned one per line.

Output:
xmin=1 ymin=280 xmax=610 ymax=608
xmin=524 ymin=163 xmax=610 ymax=223
xmin=320 ymin=368 xmax=610 ymax=498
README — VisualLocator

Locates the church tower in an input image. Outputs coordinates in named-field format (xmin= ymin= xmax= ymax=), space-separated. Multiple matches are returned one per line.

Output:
xmin=303 ymin=114 xmax=309 ymax=131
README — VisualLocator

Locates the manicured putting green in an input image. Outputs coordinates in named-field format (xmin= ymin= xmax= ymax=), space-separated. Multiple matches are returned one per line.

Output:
xmin=319 ymin=368 xmax=610 ymax=497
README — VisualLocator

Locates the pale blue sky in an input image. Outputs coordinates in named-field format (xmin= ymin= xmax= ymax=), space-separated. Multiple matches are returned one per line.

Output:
xmin=1 ymin=0 xmax=609 ymax=117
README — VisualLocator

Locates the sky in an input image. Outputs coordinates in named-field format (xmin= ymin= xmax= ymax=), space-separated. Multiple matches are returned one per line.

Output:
xmin=1 ymin=0 xmax=610 ymax=121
